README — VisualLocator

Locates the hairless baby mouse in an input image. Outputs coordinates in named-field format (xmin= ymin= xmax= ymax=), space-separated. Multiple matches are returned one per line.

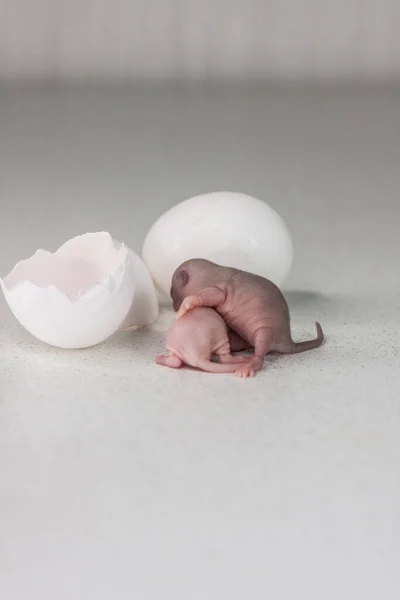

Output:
xmin=171 ymin=258 xmax=324 ymax=378
xmin=156 ymin=306 xmax=251 ymax=373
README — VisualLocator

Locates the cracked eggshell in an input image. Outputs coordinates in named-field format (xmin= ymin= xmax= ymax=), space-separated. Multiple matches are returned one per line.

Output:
xmin=118 ymin=246 xmax=159 ymax=330
xmin=0 ymin=232 xmax=158 ymax=349
xmin=142 ymin=191 xmax=294 ymax=297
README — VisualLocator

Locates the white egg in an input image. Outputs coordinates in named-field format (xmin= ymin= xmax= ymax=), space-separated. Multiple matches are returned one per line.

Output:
xmin=142 ymin=191 xmax=293 ymax=297
xmin=0 ymin=232 xmax=158 ymax=349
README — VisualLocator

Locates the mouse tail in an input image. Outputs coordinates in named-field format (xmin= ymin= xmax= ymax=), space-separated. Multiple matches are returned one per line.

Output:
xmin=283 ymin=321 xmax=324 ymax=354
xmin=197 ymin=358 xmax=249 ymax=373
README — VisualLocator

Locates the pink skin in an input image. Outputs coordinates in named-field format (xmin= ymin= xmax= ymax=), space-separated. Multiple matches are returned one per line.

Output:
xmin=156 ymin=306 xmax=250 ymax=373
xmin=171 ymin=259 xmax=324 ymax=378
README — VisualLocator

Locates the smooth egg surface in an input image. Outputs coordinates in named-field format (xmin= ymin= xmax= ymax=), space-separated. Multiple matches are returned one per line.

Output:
xmin=142 ymin=191 xmax=293 ymax=297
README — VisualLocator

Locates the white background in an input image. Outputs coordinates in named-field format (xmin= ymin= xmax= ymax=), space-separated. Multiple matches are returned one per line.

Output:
xmin=1 ymin=0 xmax=400 ymax=81
xmin=2 ymin=3 xmax=400 ymax=599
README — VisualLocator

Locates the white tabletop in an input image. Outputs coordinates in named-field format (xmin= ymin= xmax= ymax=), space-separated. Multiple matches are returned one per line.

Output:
xmin=1 ymin=83 xmax=400 ymax=599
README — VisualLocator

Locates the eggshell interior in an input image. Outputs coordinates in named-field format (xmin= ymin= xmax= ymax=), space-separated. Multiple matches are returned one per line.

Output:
xmin=1 ymin=232 xmax=158 ymax=349
xmin=142 ymin=191 xmax=294 ymax=297
xmin=4 ymin=233 xmax=125 ymax=300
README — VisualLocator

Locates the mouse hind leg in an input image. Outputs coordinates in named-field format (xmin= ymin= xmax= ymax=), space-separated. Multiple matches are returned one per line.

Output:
xmin=235 ymin=328 xmax=273 ymax=378
xmin=156 ymin=353 xmax=184 ymax=368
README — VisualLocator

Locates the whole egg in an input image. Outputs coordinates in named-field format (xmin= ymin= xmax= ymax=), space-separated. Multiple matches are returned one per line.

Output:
xmin=142 ymin=191 xmax=293 ymax=297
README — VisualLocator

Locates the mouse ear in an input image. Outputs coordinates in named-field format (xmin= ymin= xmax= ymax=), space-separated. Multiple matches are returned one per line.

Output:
xmin=177 ymin=269 xmax=188 ymax=285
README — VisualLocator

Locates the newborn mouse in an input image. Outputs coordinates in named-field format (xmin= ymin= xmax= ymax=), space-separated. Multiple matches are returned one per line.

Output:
xmin=156 ymin=306 xmax=250 ymax=373
xmin=171 ymin=258 xmax=324 ymax=378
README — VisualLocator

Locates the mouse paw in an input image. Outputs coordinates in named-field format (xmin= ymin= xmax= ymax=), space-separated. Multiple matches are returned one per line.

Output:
xmin=235 ymin=357 xmax=263 ymax=378
xmin=175 ymin=296 xmax=200 ymax=319
xmin=235 ymin=363 xmax=256 ymax=378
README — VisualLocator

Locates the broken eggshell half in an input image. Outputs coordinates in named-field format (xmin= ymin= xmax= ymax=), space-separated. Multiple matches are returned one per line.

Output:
xmin=0 ymin=232 xmax=159 ymax=349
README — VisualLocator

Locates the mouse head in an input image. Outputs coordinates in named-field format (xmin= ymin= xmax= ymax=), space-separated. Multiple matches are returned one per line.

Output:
xmin=170 ymin=258 xmax=217 ymax=311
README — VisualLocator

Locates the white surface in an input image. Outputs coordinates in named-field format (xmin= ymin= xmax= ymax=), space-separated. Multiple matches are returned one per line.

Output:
xmin=1 ymin=0 xmax=400 ymax=82
xmin=1 ymin=84 xmax=400 ymax=599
